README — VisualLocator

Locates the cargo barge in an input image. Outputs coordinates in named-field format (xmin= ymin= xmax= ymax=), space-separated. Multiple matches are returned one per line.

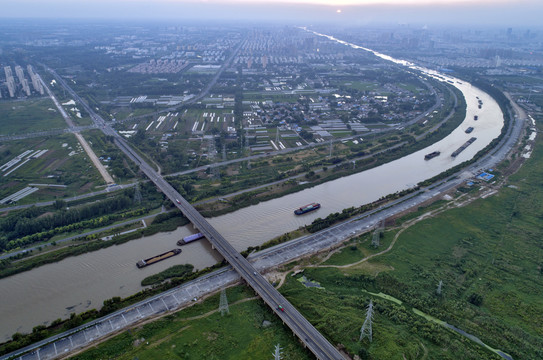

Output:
xmin=294 ymin=202 xmax=320 ymax=215
xmin=177 ymin=232 xmax=205 ymax=246
xmin=424 ymin=151 xmax=440 ymax=160
xmin=136 ymin=248 xmax=181 ymax=268
xmin=465 ymin=127 xmax=474 ymax=134
xmin=451 ymin=137 xmax=477 ymax=158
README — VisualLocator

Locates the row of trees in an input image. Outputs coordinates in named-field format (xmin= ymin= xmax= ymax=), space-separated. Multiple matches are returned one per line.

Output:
xmin=0 ymin=196 xmax=134 ymax=251
xmin=2 ymin=207 xmax=147 ymax=252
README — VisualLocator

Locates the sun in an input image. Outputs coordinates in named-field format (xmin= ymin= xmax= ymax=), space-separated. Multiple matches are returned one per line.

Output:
xmin=337 ymin=9 xmax=342 ymax=13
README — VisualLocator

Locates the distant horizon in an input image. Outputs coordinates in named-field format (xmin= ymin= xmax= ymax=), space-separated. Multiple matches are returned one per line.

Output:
xmin=0 ymin=0 xmax=542 ymax=27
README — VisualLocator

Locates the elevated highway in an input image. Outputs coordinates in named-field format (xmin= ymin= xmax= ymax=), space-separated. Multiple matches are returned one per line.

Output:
xmin=115 ymin=136 xmax=345 ymax=360
xmin=44 ymin=59 xmax=345 ymax=359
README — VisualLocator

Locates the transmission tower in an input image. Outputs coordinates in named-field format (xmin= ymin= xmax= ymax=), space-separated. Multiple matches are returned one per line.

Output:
xmin=133 ymin=183 xmax=143 ymax=205
xmin=359 ymin=300 xmax=374 ymax=342
xmin=219 ymin=288 xmax=229 ymax=316
xmin=371 ymin=219 xmax=384 ymax=248
xmin=436 ymin=280 xmax=443 ymax=296
xmin=272 ymin=344 xmax=283 ymax=360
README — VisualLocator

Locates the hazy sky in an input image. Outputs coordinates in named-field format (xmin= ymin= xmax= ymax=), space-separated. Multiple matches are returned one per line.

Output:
xmin=1 ymin=0 xmax=542 ymax=26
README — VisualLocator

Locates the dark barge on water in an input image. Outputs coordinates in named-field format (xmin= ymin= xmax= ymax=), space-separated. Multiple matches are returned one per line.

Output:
xmin=451 ymin=137 xmax=477 ymax=158
xmin=136 ymin=248 xmax=181 ymax=268
xmin=424 ymin=151 xmax=440 ymax=160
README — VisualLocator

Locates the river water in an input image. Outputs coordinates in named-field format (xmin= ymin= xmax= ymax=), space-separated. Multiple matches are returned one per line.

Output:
xmin=0 ymin=36 xmax=505 ymax=342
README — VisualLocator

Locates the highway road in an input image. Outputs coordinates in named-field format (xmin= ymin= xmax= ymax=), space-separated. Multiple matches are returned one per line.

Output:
xmin=115 ymin=136 xmax=345 ymax=359
xmin=44 ymin=55 xmax=345 ymax=359
xmin=1 ymin=81 xmax=526 ymax=360
xmin=25 ymin=40 xmax=524 ymax=360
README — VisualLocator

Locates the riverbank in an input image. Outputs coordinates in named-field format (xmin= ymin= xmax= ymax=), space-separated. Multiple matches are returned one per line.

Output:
xmin=0 ymin=35 xmax=509 ymax=346
xmin=279 ymin=128 xmax=541 ymax=359
xmin=1 ymin=102 xmax=527 ymax=358
xmin=0 ymin=79 xmax=459 ymax=273
xmin=63 ymin=135 xmax=539 ymax=360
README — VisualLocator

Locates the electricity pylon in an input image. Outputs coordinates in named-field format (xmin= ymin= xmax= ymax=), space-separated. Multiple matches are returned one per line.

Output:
xmin=272 ymin=344 xmax=283 ymax=360
xmin=372 ymin=219 xmax=384 ymax=248
xmin=359 ymin=300 xmax=374 ymax=342
xmin=219 ymin=288 xmax=229 ymax=316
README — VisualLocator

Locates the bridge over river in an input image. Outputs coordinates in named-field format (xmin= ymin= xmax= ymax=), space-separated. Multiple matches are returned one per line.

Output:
xmin=116 ymin=136 xmax=345 ymax=360
xmin=40 ymin=61 xmax=346 ymax=360
xmin=3 ymin=29 xmax=521 ymax=359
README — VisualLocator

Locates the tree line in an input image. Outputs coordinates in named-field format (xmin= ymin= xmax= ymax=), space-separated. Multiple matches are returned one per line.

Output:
xmin=0 ymin=196 xmax=133 ymax=252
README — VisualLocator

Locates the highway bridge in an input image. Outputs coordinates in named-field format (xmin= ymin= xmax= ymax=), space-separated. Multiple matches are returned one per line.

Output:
xmin=45 ymin=60 xmax=345 ymax=359
xmin=114 ymin=135 xmax=345 ymax=360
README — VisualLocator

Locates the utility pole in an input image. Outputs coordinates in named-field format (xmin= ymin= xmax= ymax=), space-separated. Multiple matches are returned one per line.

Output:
xmin=359 ymin=300 xmax=374 ymax=342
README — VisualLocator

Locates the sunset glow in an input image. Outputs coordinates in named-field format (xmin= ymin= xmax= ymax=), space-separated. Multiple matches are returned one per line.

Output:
xmin=205 ymin=0 xmax=507 ymax=5
xmin=1 ymin=0 xmax=540 ymax=24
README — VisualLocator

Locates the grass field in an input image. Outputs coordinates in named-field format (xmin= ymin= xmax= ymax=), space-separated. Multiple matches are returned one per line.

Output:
xmin=72 ymin=286 xmax=313 ymax=360
xmin=0 ymin=134 xmax=104 ymax=203
xmin=0 ymin=98 xmax=67 ymax=135
xmin=73 ymin=123 xmax=543 ymax=359
xmin=281 ymin=124 xmax=543 ymax=359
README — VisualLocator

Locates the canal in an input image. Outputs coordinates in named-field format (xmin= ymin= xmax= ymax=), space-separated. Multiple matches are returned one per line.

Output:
xmin=0 ymin=37 xmax=504 ymax=341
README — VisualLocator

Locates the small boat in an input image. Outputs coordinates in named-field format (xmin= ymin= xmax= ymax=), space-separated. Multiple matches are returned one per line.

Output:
xmin=294 ymin=203 xmax=321 ymax=215
xmin=424 ymin=151 xmax=440 ymax=160
xmin=177 ymin=233 xmax=205 ymax=246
